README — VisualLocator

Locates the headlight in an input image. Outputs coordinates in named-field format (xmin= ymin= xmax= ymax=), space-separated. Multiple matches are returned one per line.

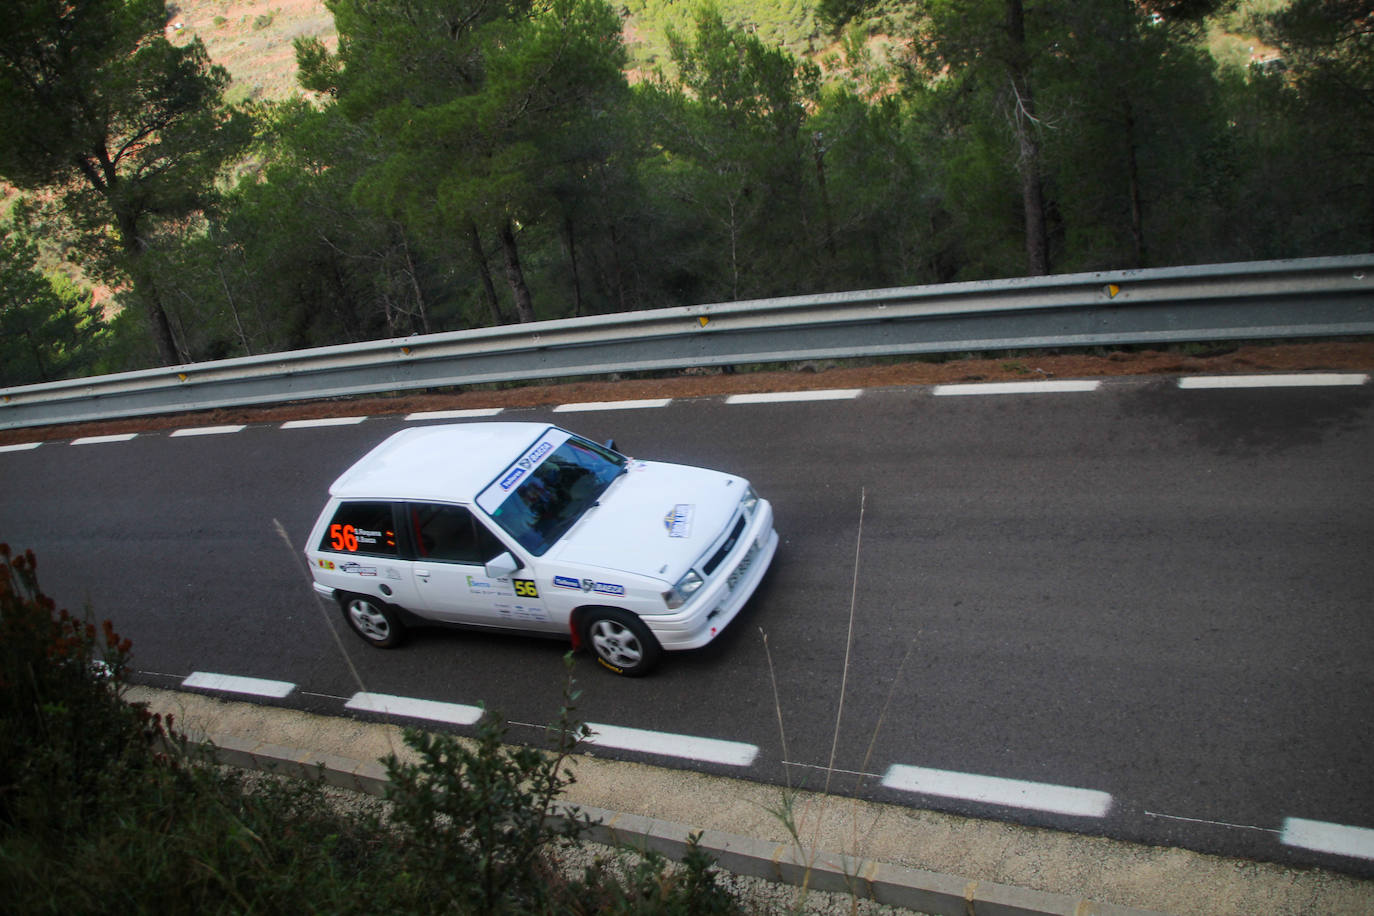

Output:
xmin=663 ymin=570 xmax=704 ymax=609
xmin=741 ymin=486 xmax=759 ymax=517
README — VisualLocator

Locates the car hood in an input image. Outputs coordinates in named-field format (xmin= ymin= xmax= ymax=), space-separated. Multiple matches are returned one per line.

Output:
xmin=548 ymin=460 xmax=744 ymax=582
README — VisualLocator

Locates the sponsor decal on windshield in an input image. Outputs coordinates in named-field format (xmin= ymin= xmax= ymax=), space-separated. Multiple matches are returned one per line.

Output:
xmin=665 ymin=504 xmax=694 ymax=538
xmin=499 ymin=440 xmax=556 ymax=491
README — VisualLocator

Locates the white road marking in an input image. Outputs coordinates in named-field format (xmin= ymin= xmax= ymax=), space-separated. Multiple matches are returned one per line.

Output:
xmin=882 ymin=765 xmax=1113 ymax=818
xmin=1281 ymin=818 xmax=1374 ymax=860
xmin=404 ymin=407 xmax=505 ymax=420
xmin=280 ymin=417 xmax=367 ymax=429
xmin=182 ymin=672 xmax=296 ymax=698
xmin=0 ymin=442 xmax=42 ymax=452
xmin=345 ymin=692 xmax=484 ymax=725
xmin=933 ymin=380 xmax=1102 ymax=396
xmin=553 ymin=398 xmax=673 ymax=412
xmin=584 ymin=723 xmax=759 ymax=766
xmin=1178 ymin=373 xmax=1368 ymax=389
xmin=71 ymin=433 xmax=138 ymax=445
xmin=170 ymin=425 xmax=247 ymax=437
xmin=725 ymin=389 xmax=861 ymax=405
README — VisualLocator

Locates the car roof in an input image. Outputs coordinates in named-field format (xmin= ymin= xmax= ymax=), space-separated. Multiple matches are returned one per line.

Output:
xmin=329 ymin=422 xmax=553 ymax=503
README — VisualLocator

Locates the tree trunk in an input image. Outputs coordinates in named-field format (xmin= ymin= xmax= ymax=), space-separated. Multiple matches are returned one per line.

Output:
xmin=1005 ymin=0 xmax=1050 ymax=277
xmin=564 ymin=214 xmax=585 ymax=318
xmin=1122 ymin=99 xmax=1147 ymax=268
xmin=468 ymin=220 xmax=505 ymax=325
xmin=112 ymin=205 xmax=182 ymax=365
xmin=499 ymin=219 xmax=536 ymax=323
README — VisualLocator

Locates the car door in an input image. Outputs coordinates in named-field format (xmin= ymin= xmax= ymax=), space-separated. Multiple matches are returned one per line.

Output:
xmin=404 ymin=502 xmax=556 ymax=631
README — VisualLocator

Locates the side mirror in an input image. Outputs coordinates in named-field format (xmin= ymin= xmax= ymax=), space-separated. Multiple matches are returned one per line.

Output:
xmin=485 ymin=551 xmax=520 ymax=579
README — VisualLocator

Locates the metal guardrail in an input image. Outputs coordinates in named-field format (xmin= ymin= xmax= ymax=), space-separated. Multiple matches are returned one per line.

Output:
xmin=3 ymin=254 xmax=1372 ymax=430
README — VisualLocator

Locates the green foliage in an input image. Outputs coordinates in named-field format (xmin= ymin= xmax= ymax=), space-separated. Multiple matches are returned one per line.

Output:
xmin=572 ymin=834 xmax=745 ymax=915
xmin=382 ymin=659 xmax=592 ymax=914
xmin=0 ymin=226 xmax=108 ymax=386
xmin=0 ymin=0 xmax=251 ymax=365
xmin=0 ymin=546 xmax=747 ymax=915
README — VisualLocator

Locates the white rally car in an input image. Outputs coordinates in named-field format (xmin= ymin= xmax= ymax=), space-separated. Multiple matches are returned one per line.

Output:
xmin=305 ymin=422 xmax=778 ymax=676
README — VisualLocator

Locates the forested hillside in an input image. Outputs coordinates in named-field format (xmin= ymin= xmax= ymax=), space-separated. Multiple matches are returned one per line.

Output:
xmin=0 ymin=0 xmax=1368 ymax=383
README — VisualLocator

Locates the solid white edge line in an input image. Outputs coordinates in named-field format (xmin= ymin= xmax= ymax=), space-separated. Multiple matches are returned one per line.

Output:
xmin=882 ymin=764 xmax=1113 ymax=818
xmin=404 ymin=408 xmax=505 ymax=420
xmin=345 ymin=692 xmax=484 ymax=725
xmin=725 ymin=389 xmax=862 ymax=405
xmin=1178 ymin=373 xmax=1369 ymax=389
xmin=1281 ymin=817 xmax=1374 ymax=860
xmin=170 ymin=425 xmax=247 ymax=437
xmin=933 ymin=380 xmax=1102 ymax=396
xmin=71 ymin=433 xmax=138 ymax=445
xmin=0 ymin=442 xmax=42 ymax=452
xmin=553 ymin=398 xmax=673 ymax=412
xmin=280 ymin=417 xmax=367 ymax=429
xmin=182 ymin=671 xmax=295 ymax=699
xmin=584 ymin=723 xmax=759 ymax=767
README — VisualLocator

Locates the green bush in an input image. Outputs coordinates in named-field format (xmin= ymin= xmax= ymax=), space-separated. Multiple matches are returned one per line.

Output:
xmin=0 ymin=544 xmax=745 ymax=915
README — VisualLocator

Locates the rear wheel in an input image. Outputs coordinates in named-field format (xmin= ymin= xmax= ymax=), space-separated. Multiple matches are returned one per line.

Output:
xmin=340 ymin=593 xmax=405 ymax=648
xmin=582 ymin=608 xmax=661 ymax=676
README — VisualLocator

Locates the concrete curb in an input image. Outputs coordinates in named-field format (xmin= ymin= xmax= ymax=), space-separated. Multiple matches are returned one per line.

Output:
xmin=197 ymin=732 xmax=1166 ymax=916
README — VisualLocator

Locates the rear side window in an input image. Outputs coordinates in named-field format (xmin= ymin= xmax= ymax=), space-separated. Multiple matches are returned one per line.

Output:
xmin=408 ymin=503 xmax=505 ymax=565
xmin=319 ymin=502 xmax=399 ymax=557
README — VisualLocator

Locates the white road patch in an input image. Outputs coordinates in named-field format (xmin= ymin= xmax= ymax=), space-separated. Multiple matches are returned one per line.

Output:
xmin=882 ymin=764 xmax=1113 ymax=818
xmin=345 ymin=692 xmax=484 ymax=725
xmin=0 ymin=442 xmax=42 ymax=452
xmin=404 ymin=408 xmax=505 ymax=420
xmin=281 ymin=417 xmax=367 ymax=429
xmin=170 ymin=425 xmax=247 ymax=437
xmin=584 ymin=723 xmax=759 ymax=766
xmin=1178 ymin=373 xmax=1369 ymax=389
xmin=1281 ymin=817 xmax=1374 ymax=860
xmin=553 ymin=398 xmax=673 ymax=412
xmin=725 ymin=389 xmax=861 ymax=405
xmin=182 ymin=672 xmax=296 ymax=698
xmin=933 ymin=380 xmax=1102 ymax=396
xmin=71 ymin=433 xmax=138 ymax=445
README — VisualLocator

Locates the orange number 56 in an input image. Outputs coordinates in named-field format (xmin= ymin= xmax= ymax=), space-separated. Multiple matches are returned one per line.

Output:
xmin=329 ymin=523 xmax=358 ymax=552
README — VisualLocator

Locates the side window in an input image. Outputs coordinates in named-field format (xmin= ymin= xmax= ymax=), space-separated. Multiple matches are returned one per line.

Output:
xmin=409 ymin=503 xmax=505 ymax=565
xmin=319 ymin=502 xmax=399 ymax=557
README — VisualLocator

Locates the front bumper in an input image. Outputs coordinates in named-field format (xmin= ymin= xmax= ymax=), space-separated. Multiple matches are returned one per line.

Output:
xmin=643 ymin=499 xmax=778 ymax=651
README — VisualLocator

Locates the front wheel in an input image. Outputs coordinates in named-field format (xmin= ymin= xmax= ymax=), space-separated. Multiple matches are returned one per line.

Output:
xmin=340 ymin=593 xmax=405 ymax=648
xmin=582 ymin=608 xmax=661 ymax=677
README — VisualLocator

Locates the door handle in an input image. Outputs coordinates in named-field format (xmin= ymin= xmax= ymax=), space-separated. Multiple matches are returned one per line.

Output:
xmin=416 ymin=569 xmax=431 ymax=580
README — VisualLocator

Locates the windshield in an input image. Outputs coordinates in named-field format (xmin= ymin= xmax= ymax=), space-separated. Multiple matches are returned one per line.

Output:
xmin=487 ymin=437 xmax=625 ymax=555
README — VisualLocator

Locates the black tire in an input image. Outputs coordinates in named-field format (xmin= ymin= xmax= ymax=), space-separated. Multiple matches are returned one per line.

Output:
xmin=340 ymin=593 xmax=405 ymax=648
xmin=582 ymin=608 xmax=661 ymax=677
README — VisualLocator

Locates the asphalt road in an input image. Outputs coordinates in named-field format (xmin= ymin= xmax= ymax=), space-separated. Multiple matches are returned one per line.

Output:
xmin=2 ymin=375 xmax=1371 ymax=874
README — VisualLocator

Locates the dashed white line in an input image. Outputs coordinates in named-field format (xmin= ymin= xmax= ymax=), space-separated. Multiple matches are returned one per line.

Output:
xmin=405 ymin=408 xmax=505 ymax=421
xmin=345 ymin=692 xmax=484 ymax=725
xmin=71 ymin=433 xmax=138 ymax=445
xmin=182 ymin=672 xmax=296 ymax=698
xmin=553 ymin=398 xmax=673 ymax=412
xmin=280 ymin=417 xmax=367 ymax=429
xmin=882 ymin=765 xmax=1113 ymax=818
xmin=1178 ymin=373 xmax=1369 ymax=389
xmin=0 ymin=442 xmax=42 ymax=452
xmin=725 ymin=389 xmax=861 ymax=405
xmin=933 ymin=380 xmax=1102 ymax=396
xmin=1281 ymin=817 xmax=1374 ymax=860
xmin=170 ymin=425 xmax=247 ymax=437
xmin=584 ymin=723 xmax=759 ymax=767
